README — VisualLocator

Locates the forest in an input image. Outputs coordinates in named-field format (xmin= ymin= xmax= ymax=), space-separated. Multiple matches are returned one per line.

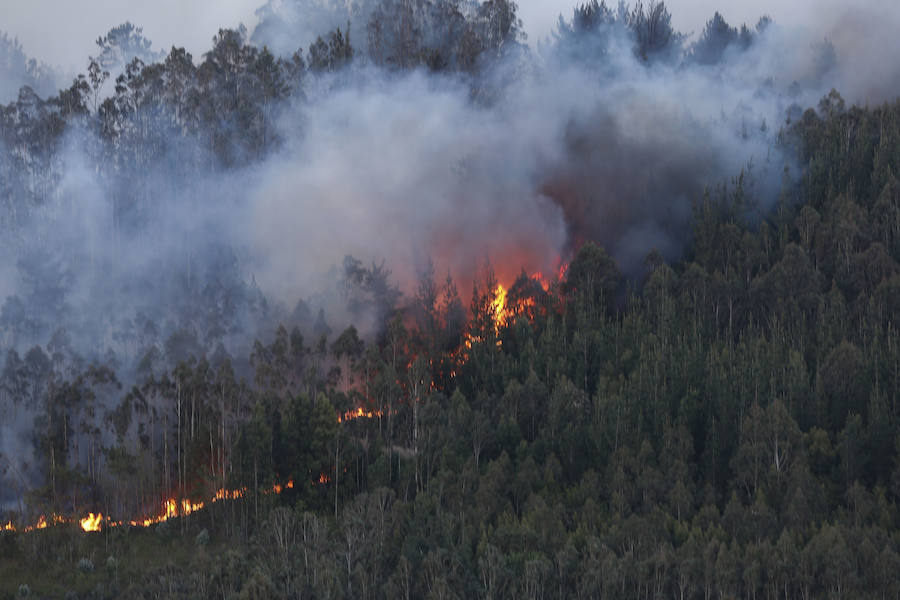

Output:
xmin=1 ymin=0 xmax=900 ymax=598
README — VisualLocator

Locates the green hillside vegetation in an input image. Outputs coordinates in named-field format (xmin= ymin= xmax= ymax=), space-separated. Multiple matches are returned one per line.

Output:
xmin=2 ymin=92 xmax=900 ymax=600
xmin=1 ymin=1 xmax=900 ymax=598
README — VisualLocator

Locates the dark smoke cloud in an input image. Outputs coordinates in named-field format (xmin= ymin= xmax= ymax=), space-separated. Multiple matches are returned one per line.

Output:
xmin=249 ymin=70 xmax=569 ymax=305
xmin=248 ymin=21 xmax=795 ymax=287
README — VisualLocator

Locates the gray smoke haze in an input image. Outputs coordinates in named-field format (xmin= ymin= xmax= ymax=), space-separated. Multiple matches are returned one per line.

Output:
xmin=247 ymin=13 xmax=838 ymax=295
xmin=5 ymin=0 xmax=899 ymax=88
xmin=0 ymin=0 xmax=895 ymax=367
xmin=0 ymin=34 xmax=62 ymax=104
xmin=250 ymin=71 xmax=568 ymax=304
xmin=2 ymin=0 xmax=900 ymax=510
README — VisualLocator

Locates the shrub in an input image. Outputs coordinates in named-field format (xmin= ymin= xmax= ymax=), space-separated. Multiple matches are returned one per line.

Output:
xmin=77 ymin=557 xmax=94 ymax=574
xmin=155 ymin=520 xmax=171 ymax=540
xmin=195 ymin=528 xmax=210 ymax=547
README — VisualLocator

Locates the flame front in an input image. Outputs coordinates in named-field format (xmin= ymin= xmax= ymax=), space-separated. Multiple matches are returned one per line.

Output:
xmin=5 ymin=478 xmax=297 ymax=534
xmin=3 ymin=263 xmax=569 ymax=536
xmin=338 ymin=406 xmax=385 ymax=423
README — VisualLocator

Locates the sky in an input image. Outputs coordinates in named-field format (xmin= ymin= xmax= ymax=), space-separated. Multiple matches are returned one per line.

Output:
xmin=4 ymin=0 xmax=829 ymax=74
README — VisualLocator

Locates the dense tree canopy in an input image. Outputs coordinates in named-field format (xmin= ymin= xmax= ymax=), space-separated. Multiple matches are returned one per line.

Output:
xmin=1 ymin=1 xmax=900 ymax=598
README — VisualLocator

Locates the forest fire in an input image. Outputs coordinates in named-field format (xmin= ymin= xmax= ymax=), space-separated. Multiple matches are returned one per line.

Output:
xmin=491 ymin=271 xmax=552 ymax=332
xmin=273 ymin=480 xmax=295 ymax=494
xmin=3 ymin=479 xmax=298 ymax=534
xmin=473 ymin=267 xmax=562 ymax=349
xmin=0 ymin=261 xmax=569 ymax=538
xmin=338 ymin=406 xmax=385 ymax=423
xmin=20 ymin=514 xmax=66 ymax=532
xmin=428 ymin=264 xmax=567 ymax=376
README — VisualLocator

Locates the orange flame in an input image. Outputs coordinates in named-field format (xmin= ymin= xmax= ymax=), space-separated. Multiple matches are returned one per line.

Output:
xmin=22 ymin=514 xmax=66 ymax=532
xmin=532 ymin=271 xmax=550 ymax=292
xmin=9 ymin=261 xmax=569 ymax=536
xmin=8 ymin=477 xmax=295 ymax=533
xmin=338 ymin=406 xmax=384 ymax=423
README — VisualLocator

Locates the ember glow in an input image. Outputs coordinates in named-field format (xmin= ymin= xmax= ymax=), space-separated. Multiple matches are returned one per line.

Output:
xmin=3 ymin=479 xmax=298 ymax=534
xmin=0 ymin=263 xmax=570 ymax=537
xmin=273 ymin=480 xmax=295 ymax=494
xmin=21 ymin=514 xmax=66 ymax=532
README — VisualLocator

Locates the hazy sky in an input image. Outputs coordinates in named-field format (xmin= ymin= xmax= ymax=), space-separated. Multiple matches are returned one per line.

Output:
xmin=4 ymin=0 xmax=829 ymax=73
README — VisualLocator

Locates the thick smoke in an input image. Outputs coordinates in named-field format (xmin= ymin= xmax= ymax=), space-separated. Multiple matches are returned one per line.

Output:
xmin=1 ymin=0 xmax=900 ymax=509
xmin=246 ymin=1 xmax=900 ymax=286
xmin=0 ymin=33 xmax=61 ymax=104
xmin=248 ymin=17 xmax=790 ymax=289
xmin=252 ymin=0 xmax=376 ymax=57
xmin=0 ymin=126 xmax=271 ymax=507
xmin=249 ymin=70 xmax=568 ymax=306
xmin=817 ymin=2 xmax=900 ymax=105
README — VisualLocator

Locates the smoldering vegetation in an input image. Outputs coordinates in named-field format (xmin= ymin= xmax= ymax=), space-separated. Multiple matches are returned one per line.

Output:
xmin=0 ymin=0 xmax=898 ymax=508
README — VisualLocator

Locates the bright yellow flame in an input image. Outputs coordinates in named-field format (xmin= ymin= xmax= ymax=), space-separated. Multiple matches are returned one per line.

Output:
xmin=80 ymin=512 xmax=102 ymax=532
xmin=338 ymin=406 xmax=384 ymax=423
xmin=491 ymin=284 xmax=508 ymax=332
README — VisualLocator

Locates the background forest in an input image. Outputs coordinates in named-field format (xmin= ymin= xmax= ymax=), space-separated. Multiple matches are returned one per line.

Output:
xmin=1 ymin=1 xmax=900 ymax=598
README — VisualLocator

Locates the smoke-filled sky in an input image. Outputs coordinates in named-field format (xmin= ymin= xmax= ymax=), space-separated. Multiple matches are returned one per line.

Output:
xmin=1 ymin=0 xmax=898 ymax=311
xmin=2 ymin=0 xmax=883 ymax=73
